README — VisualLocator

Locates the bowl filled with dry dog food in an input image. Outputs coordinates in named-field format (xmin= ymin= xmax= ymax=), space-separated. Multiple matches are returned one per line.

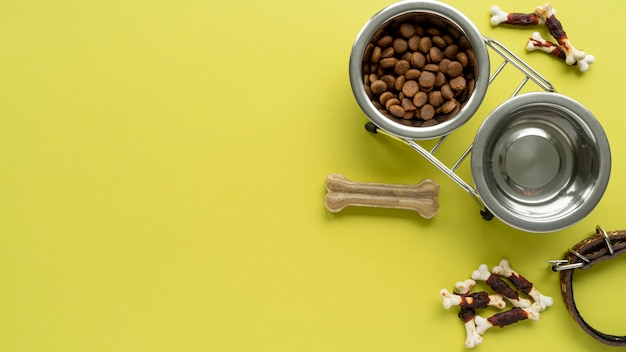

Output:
xmin=349 ymin=1 xmax=490 ymax=139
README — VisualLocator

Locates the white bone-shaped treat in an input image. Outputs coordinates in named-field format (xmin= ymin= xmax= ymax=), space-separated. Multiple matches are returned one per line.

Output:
xmin=474 ymin=302 xmax=542 ymax=335
xmin=440 ymin=289 xmax=507 ymax=310
xmin=534 ymin=3 xmax=585 ymax=65
xmin=492 ymin=259 xmax=554 ymax=310
xmin=526 ymin=31 xmax=594 ymax=72
xmin=471 ymin=264 xmax=532 ymax=308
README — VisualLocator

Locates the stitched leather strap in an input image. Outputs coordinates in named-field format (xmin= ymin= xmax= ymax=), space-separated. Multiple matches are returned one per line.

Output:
xmin=558 ymin=229 xmax=626 ymax=346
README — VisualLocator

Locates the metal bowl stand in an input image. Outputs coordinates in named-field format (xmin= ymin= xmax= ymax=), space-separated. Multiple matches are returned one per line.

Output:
xmin=364 ymin=38 xmax=555 ymax=220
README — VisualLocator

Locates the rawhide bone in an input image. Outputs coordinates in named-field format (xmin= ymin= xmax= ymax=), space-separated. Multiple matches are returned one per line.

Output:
xmin=490 ymin=3 xmax=591 ymax=70
xmin=440 ymin=260 xmax=552 ymax=348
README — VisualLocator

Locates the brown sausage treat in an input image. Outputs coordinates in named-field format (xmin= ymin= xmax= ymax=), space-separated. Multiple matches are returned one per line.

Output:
xmin=389 ymin=104 xmax=406 ymax=118
xmin=413 ymin=91 xmax=428 ymax=107
xmin=441 ymin=84 xmax=454 ymax=100
xmin=399 ymin=23 xmax=416 ymax=38
xmin=405 ymin=69 xmax=421 ymax=80
xmin=428 ymin=91 xmax=444 ymax=107
xmin=420 ymin=104 xmax=435 ymax=120
xmin=393 ymin=38 xmax=408 ymax=55
xmin=450 ymin=76 xmax=467 ymax=92
xmin=379 ymin=91 xmax=394 ymax=105
xmin=371 ymin=80 xmax=387 ymax=95
xmin=418 ymin=36 xmax=432 ymax=54
xmin=418 ymin=71 xmax=436 ymax=90
xmin=408 ymin=36 xmax=420 ymax=51
xmin=394 ymin=60 xmax=411 ymax=75
xmin=446 ymin=61 xmax=464 ymax=78
xmin=410 ymin=52 xmax=426 ymax=68
xmin=402 ymin=80 xmax=419 ymax=97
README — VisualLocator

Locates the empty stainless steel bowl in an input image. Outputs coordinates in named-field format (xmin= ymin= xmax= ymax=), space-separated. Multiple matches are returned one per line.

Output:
xmin=471 ymin=92 xmax=611 ymax=232
xmin=349 ymin=0 xmax=490 ymax=139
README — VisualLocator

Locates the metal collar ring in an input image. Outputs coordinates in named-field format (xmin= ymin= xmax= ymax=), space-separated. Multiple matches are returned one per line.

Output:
xmin=548 ymin=226 xmax=626 ymax=347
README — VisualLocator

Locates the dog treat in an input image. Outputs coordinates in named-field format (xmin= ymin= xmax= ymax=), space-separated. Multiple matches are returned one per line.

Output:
xmin=526 ymin=32 xmax=594 ymax=72
xmin=441 ymin=260 xmax=552 ymax=348
xmin=471 ymin=264 xmax=532 ymax=308
xmin=362 ymin=16 xmax=477 ymax=127
xmin=490 ymin=3 xmax=592 ymax=70
xmin=533 ymin=3 xmax=585 ymax=65
xmin=474 ymin=304 xmax=542 ymax=335
xmin=492 ymin=259 xmax=554 ymax=310
xmin=490 ymin=5 xmax=545 ymax=26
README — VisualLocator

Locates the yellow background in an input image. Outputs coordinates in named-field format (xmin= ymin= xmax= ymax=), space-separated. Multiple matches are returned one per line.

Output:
xmin=1 ymin=0 xmax=625 ymax=351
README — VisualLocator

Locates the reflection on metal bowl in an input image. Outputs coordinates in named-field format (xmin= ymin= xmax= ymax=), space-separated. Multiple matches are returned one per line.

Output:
xmin=471 ymin=92 xmax=611 ymax=233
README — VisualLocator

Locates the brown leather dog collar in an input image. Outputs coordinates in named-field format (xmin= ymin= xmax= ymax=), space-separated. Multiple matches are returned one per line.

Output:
xmin=549 ymin=226 xmax=626 ymax=347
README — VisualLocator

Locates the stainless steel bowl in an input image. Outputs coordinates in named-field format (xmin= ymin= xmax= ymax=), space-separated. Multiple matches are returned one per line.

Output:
xmin=349 ymin=0 xmax=490 ymax=140
xmin=471 ymin=92 xmax=611 ymax=233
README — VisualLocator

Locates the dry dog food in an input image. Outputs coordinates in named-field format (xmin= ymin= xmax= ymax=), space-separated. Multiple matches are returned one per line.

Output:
xmin=362 ymin=15 xmax=477 ymax=127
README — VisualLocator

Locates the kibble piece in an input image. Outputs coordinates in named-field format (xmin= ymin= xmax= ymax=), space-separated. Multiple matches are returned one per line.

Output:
xmin=408 ymin=36 xmax=420 ymax=51
xmin=389 ymin=104 xmax=406 ymax=118
xmin=439 ymin=58 xmax=451 ymax=74
xmin=371 ymin=46 xmax=382 ymax=63
xmin=446 ymin=61 xmax=464 ymax=77
xmin=420 ymin=104 xmax=435 ymax=120
xmin=371 ymin=80 xmax=387 ymax=95
xmin=423 ymin=64 xmax=440 ymax=73
xmin=394 ymin=75 xmax=406 ymax=91
xmin=435 ymin=72 xmax=446 ymax=88
xmin=382 ymin=47 xmax=395 ymax=58
xmin=432 ymin=35 xmax=446 ymax=49
xmin=413 ymin=91 xmax=428 ymax=107
xmin=402 ymin=110 xmax=415 ymax=120
xmin=450 ymin=76 xmax=467 ymax=92
xmin=393 ymin=38 xmax=408 ymax=55
xmin=444 ymin=44 xmax=459 ymax=60
xmin=441 ymin=84 xmax=454 ymax=100
xmin=402 ymin=80 xmax=419 ymax=97
xmin=402 ymin=97 xmax=417 ymax=111
xmin=456 ymin=52 xmax=469 ymax=67
xmin=429 ymin=47 xmax=444 ymax=63
xmin=385 ymin=98 xmax=401 ymax=110
xmin=418 ymin=71 xmax=436 ymax=89
xmin=377 ymin=35 xmax=393 ymax=47
xmin=428 ymin=91 xmax=444 ymax=107
xmin=440 ymin=99 xmax=458 ymax=114
xmin=394 ymin=60 xmax=411 ymax=75
xmin=379 ymin=57 xmax=398 ymax=69
xmin=399 ymin=23 xmax=417 ymax=38
xmin=364 ymin=43 xmax=375 ymax=62
xmin=380 ymin=74 xmax=395 ymax=89
xmin=379 ymin=91 xmax=394 ymax=105
xmin=405 ymin=69 xmax=421 ymax=80
xmin=410 ymin=52 xmax=426 ymax=68
xmin=418 ymin=36 xmax=432 ymax=54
